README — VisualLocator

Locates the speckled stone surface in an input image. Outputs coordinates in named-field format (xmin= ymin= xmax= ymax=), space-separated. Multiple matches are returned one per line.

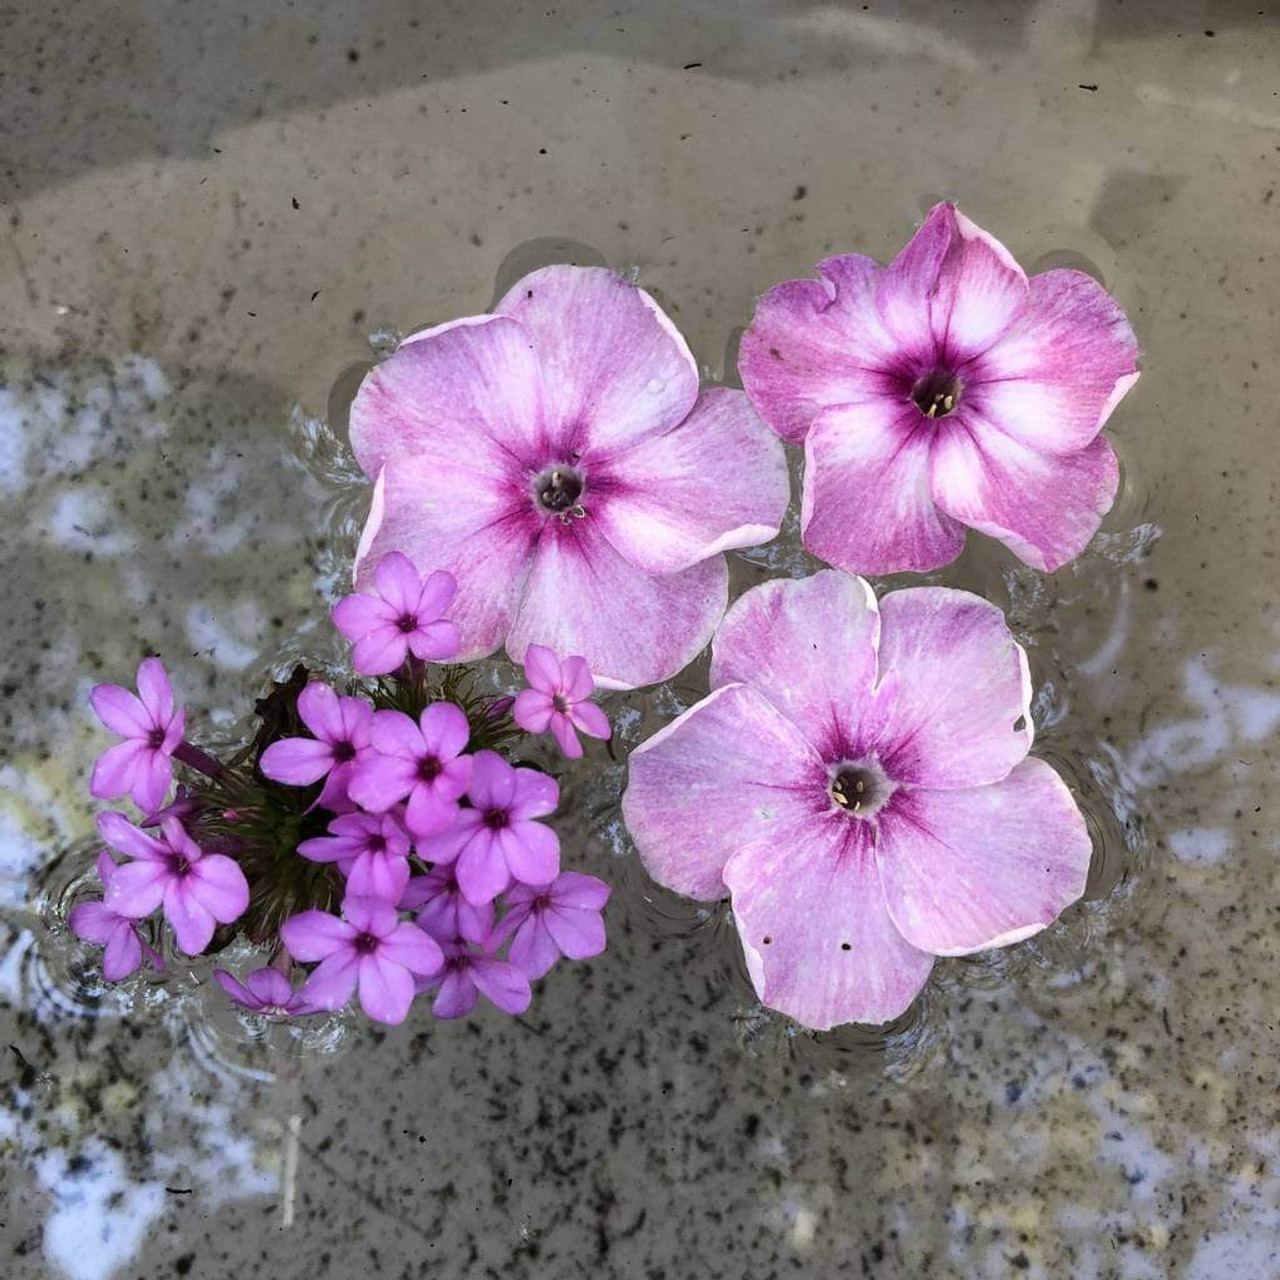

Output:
xmin=2 ymin=3 xmax=1278 ymax=1277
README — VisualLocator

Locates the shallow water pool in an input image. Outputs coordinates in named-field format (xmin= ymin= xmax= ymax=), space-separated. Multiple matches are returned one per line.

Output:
xmin=2 ymin=3 xmax=1278 ymax=1276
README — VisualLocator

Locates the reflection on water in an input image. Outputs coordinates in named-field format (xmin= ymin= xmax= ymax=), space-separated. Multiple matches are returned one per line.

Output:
xmin=2 ymin=191 xmax=1274 ymax=1274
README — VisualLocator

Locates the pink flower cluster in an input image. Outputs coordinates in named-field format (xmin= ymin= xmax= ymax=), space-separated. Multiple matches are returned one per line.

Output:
xmin=73 ymin=553 xmax=612 ymax=1026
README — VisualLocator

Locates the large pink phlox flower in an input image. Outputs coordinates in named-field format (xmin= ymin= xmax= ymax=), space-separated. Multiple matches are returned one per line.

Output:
xmin=622 ymin=570 xmax=1093 ymax=1031
xmin=349 ymin=265 xmax=791 ymax=689
xmin=739 ymin=202 xmax=1140 ymax=574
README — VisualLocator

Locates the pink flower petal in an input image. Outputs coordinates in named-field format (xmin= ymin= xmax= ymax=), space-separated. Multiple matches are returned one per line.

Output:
xmin=164 ymin=881 xmax=217 ymax=954
xmin=549 ymin=714 xmax=582 ymax=759
xmin=368 ymin=708 xmax=422 ymax=759
xmin=379 ymin=921 xmax=445 ymax=976
xmin=420 ymin=701 xmax=470 ymax=759
xmin=188 ymin=854 xmax=250 ymax=924
xmin=923 ymin=205 xmax=1028 ymax=362
xmin=372 ymin=550 xmax=422 ymax=616
xmin=467 ymin=750 xmax=517 ymax=810
xmin=259 ymin=736 xmax=335 ymax=786
xmin=331 ymin=591 xmax=395 ymax=641
xmin=457 ymin=829 xmax=510 ymax=906
xmin=349 ymin=626 xmax=407 ymax=676
xmin=347 ymin=753 xmax=418 ymax=813
xmin=499 ymin=821 xmax=560 ymax=887
xmin=350 ymin=313 xmax=548 ymax=478
xmin=739 ymin=253 xmax=901 ymax=446
xmin=135 ymin=657 xmax=175 ymax=723
xmin=560 ymin=656 xmax=594 ymax=702
xmin=468 ymin=955 xmax=533 ymax=1015
xmin=415 ymin=810 xmax=483 ymax=867
xmin=543 ymin=904 xmax=606 ymax=960
xmin=802 ymin=401 xmax=967 ymax=575
xmin=102 ymin=860 xmax=168 ymax=918
xmin=493 ymin=265 xmax=698 ymax=456
xmin=513 ymin=689 xmax=555 ymax=734
xmin=90 ymin=739 xmax=148 ymax=800
xmin=723 ymin=816 xmax=934 ymax=1030
xmin=97 ymin=811 xmax=169 ymax=861
xmin=570 ymin=700 xmax=610 ymax=741
xmin=506 ymin=522 xmax=728 ymax=691
xmin=875 ymin=202 xmax=960 ymax=361
xmin=432 ymin=967 xmax=478 ymax=1019
xmin=246 ymin=967 xmax=294 ymax=1006
xmin=968 ymin=268 xmax=1139 ymax=456
xmin=300 ymin=952 xmax=359 ymax=1011
xmin=68 ymin=901 xmax=120 ymax=945
xmin=509 ymin=768 xmax=558 ymax=821
xmin=406 ymin=620 xmax=461 ymax=662
xmin=357 ymin=952 xmax=417 ymax=1024
xmin=355 ymin=456 xmax=537 ymax=662
xmin=132 ymin=751 xmax=174 ymax=816
xmin=345 ymin=852 xmax=411 ymax=902
xmin=551 ymin=871 xmax=611 ymax=911
xmin=296 ymin=683 xmax=345 ymax=742
xmin=876 ymin=758 xmax=1092 ymax=955
xmin=101 ymin=925 xmax=143 ymax=981
xmin=215 ymin=969 xmax=257 ymax=1007
xmin=874 ymin=587 xmax=1032 ymax=789
xmin=522 ymin=643 xmax=562 ymax=693
xmin=343 ymin=895 xmax=399 ymax=937
xmin=506 ymin=915 xmax=562 ymax=980
xmin=622 ymin=682 xmax=828 ymax=901
xmin=404 ymin=787 xmax=459 ymax=839
xmin=90 ymin=683 xmax=151 ymax=737
xmin=280 ymin=909 xmax=355 ymax=962
xmin=709 ymin=570 xmax=882 ymax=760
xmin=592 ymin=388 xmax=789 ymax=575
xmin=930 ymin=419 xmax=1119 ymax=572
xmin=336 ymin=696 xmax=373 ymax=743
xmin=417 ymin=568 xmax=457 ymax=618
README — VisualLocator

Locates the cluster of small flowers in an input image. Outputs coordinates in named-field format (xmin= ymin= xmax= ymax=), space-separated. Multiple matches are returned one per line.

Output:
xmin=70 ymin=551 xmax=612 ymax=1026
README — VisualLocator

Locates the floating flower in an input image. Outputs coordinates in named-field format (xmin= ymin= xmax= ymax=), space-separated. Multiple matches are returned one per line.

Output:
xmin=214 ymin=966 xmax=315 ymax=1017
xmin=281 ymin=895 xmax=444 ymax=1025
xmin=739 ymin=203 xmax=1139 ymax=574
xmin=512 ymin=644 xmax=611 ymax=759
xmin=331 ymin=552 xmax=461 ymax=676
xmin=622 ymin=571 xmax=1092 ymax=1030
xmin=89 ymin=657 xmax=185 ymax=814
xmin=348 ymin=702 xmax=473 ymax=837
xmin=259 ymin=682 xmax=375 ymax=811
xmin=297 ymin=810 xmax=411 ymax=902
xmin=488 ymin=871 xmax=610 ymax=979
xmin=417 ymin=750 xmax=560 ymax=906
xmin=99 ymin=812 xmax=250 ymax=956
xmin=400 ymin=865 xmax=494 ymax=946
xmin=348 ymin=265 xmax=790 ymax=689
xmin=428 ymin=939 xmax=531 ymax=1020
xmin=68 ymin=852 xmax=164 ymax=980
